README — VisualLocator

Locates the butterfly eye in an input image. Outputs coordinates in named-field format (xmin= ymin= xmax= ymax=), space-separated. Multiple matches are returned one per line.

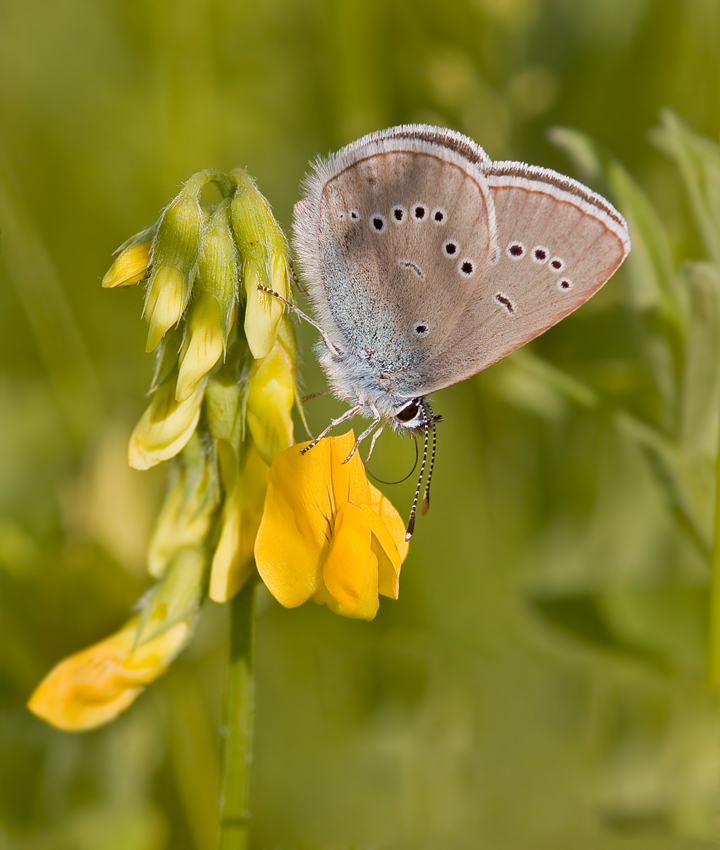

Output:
xmin=414 ymin=323 xmax=429 ymax=336
xmin=396 ymin=400 xmax=421 ymax=423
xmin=349 ymin=209 xmax=360 ymax=220
xmin=507 ymin=242 xmax=525 ymax=259
xmin=532 ymin=246 xmax=549 ymax=263
xmin=443 ymin=240 xmax=459 ymax=257
xmin=558 ymin=278 xmax=573 ymax=291
xmin=459 ymin=259 xmax=475 ymax=276
xmin=549 ymin=256 xmax=565 ymax=271
xmin=432 ymin=208 xmax=447 ymax=224
xmin=412 ymin=204 xmax=427 ymax=220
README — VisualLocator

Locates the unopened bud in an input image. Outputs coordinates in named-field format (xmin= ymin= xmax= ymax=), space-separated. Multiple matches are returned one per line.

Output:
xmin=128 ymin=375 xmax=206 ymax=470
xmin=136 ymin=546 xmax=207 ymax=645
xmin=246 ymin=317 xmax=296 ymax=465
xmin=176 ymin=294 xmax=225 ymax=401
xmin=198 ymin=200 xmax=238 ymax=345
xmin=209 ymin=443 xmax=269 ymax=603
xmin=147 ymin=434 xmax=219 ymax=578
xmin=229 ymin=169 xmax=289 ymax=358
xmin=102 ymin=239 xmax=153 ymax=288
xmin=143 ymin=172 xmax=218 ymax=351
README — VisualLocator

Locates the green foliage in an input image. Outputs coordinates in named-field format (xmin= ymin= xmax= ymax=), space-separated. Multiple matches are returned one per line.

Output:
xmin=1 ymin=1 xmax=719 ymax=848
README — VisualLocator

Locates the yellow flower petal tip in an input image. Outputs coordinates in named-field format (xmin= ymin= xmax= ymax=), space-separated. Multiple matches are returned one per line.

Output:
xmin=246 ymin=319 xmax=296 ymax=465
xmin=254 ymin=431 xmax=409 ymax=620
xmin=144 ymin=266 xmax=187 ymax=352
xmin=243 ymin=263 xmax=284 ymax=360
xmin=176 ymin=296 xmax=224 ymax=402
xmin=27 ymin=618 xmax=188 ymax=731
xmin=128 ymin=379 xmax=205 ymax=470
xmin=102 ymin=241 xmax=152 ymax=288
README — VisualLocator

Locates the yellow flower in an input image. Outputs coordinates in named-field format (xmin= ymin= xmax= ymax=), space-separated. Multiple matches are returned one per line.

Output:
xmin=128 ymin=375 xmax=206 ymax=470
xmin=209 ymin=442 xmax=269 ymax=603
xmin=245 ymin=317 xmax=296 ymax=466
xmin=143 ymin=265 xmax=188 ymax=353
xmin=28 ymin=617 xmax=189 ymax=731
xmin=28 ymin=548 xmax=205 ymax=731
xmin=254 ymin=431 xmax=409 ymax=620
xmin=229 ymin=169 xmax=289 ymax=359
xmin=176 ymin=294 xmax=225 ymax=402
xmin=102 ymin=240 xmax=152 ymax=288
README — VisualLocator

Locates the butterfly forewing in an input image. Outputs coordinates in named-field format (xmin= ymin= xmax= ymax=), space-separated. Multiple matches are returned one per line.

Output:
xmin=297 ymin=133 xmax=497 ymax=381
xmin=404 ymin=167 xmax=631 ymax=395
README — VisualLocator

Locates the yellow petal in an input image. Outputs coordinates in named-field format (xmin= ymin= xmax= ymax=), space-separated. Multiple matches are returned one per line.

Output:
xmin=319 ymin=501 xmax=379 ymax=620
xmin=102 ymin=241 xmax=152 ymax=288
xmin=128 ymin=378 xmax=205 ymax=470
xmin=364 ymin=483 xmax=410 ymax=599
xmin=27 ymin=617 xmax=189 ymax=732
xmin=176 ymin=294 xmax=224 ymax=401
xmin=243 ymin=261 xmax=283 ymax=359
xmin=209 ymin=443 xmax=269 ymax=603
xmin=144 ymin=266 xmax=187 ymax=352
xmin=246 ymin=318 xmax=296 ymax=466
xmin=328 ymin=430 xmax=371 ymax=509
xmin=254 ymin=437 xmax=336 ymax=607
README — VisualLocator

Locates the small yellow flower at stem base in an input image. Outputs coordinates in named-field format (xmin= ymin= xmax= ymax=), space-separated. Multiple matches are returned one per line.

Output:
xmin=102 ymin=240 xmax=152 ymax=288
xmin=27 ymin=617 xmax=189 ymax=732
xmin=128 ymin=376 xmax=206 ymax=470
xmin=254 ymin=431 xmax=409 ymax=620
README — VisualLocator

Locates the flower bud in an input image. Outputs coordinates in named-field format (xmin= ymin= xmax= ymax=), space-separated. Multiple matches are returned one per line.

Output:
xmin=102 ymin=239 xmax=153 ymax=288
xmin=246 ymin=317 xmax=296 ymax=465
xmin=144 ymin=265 xmax=187 ymax=352
xmin=198 ymin=199 xmax=238 ymax=345
xmin=229 ymin=169 xmax=289 ymax=359
xmin=147 ymin=434 xmax=219 ymax=578
xmin=143 ymin=172 xmax=215 ymax=352
xmin=135 ymin=546 xmax=207 ymax=645
xmin=209 ymin=442 xmax=269 ymax=603
xmin=205 ymin=363 xmax=245 ymax=446
xmin=128 ymin=375 xmax=206 ymax=470
xmin=176 ymin=294 xmax=225 ymax=402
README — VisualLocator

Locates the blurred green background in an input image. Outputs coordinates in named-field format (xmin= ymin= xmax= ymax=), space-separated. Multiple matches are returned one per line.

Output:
xmin=1 ymin=0 xmax=720 ymax=848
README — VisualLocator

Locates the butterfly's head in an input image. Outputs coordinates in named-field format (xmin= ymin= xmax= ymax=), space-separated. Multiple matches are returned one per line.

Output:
xmin=393 ymin=397 xmax=443 ymax=434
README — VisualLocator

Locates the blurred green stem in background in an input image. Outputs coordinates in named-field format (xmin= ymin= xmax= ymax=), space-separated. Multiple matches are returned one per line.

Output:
xmin=710 ymin=428 xmax=720 ymax=687
xmin=219 ymin=577 xmax=257 ymax=850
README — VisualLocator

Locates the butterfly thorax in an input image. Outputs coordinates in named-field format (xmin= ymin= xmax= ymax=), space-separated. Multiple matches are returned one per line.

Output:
xmin=318 ymin=344 xmax=427 ymax=432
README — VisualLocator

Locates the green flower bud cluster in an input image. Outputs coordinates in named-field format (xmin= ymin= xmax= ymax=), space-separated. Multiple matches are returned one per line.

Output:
xmin=103 ymin=169 xmax=300 ymax=611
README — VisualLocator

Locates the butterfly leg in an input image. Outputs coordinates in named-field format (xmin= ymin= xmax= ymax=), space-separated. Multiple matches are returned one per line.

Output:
xmin=300 ymin=404 xmax=362 ymax=455
xmin=342 ymin=415 xmax=382 ymax=464
xmin=257 ymin=285 xmax=339 ymax=355
xmin=366 ymin=424 xmax=385 ymax=462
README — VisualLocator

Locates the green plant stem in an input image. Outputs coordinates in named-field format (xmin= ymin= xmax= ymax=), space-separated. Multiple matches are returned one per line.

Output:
xmin=218 ymin=577 xmax=257 ymax=850
xmin=710 ymin=427 xmax=720 ymax=688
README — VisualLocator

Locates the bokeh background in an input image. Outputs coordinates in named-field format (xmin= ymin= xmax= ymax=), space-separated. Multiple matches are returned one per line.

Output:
xmin=2 ymin=1 xmax=720 ymax=848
